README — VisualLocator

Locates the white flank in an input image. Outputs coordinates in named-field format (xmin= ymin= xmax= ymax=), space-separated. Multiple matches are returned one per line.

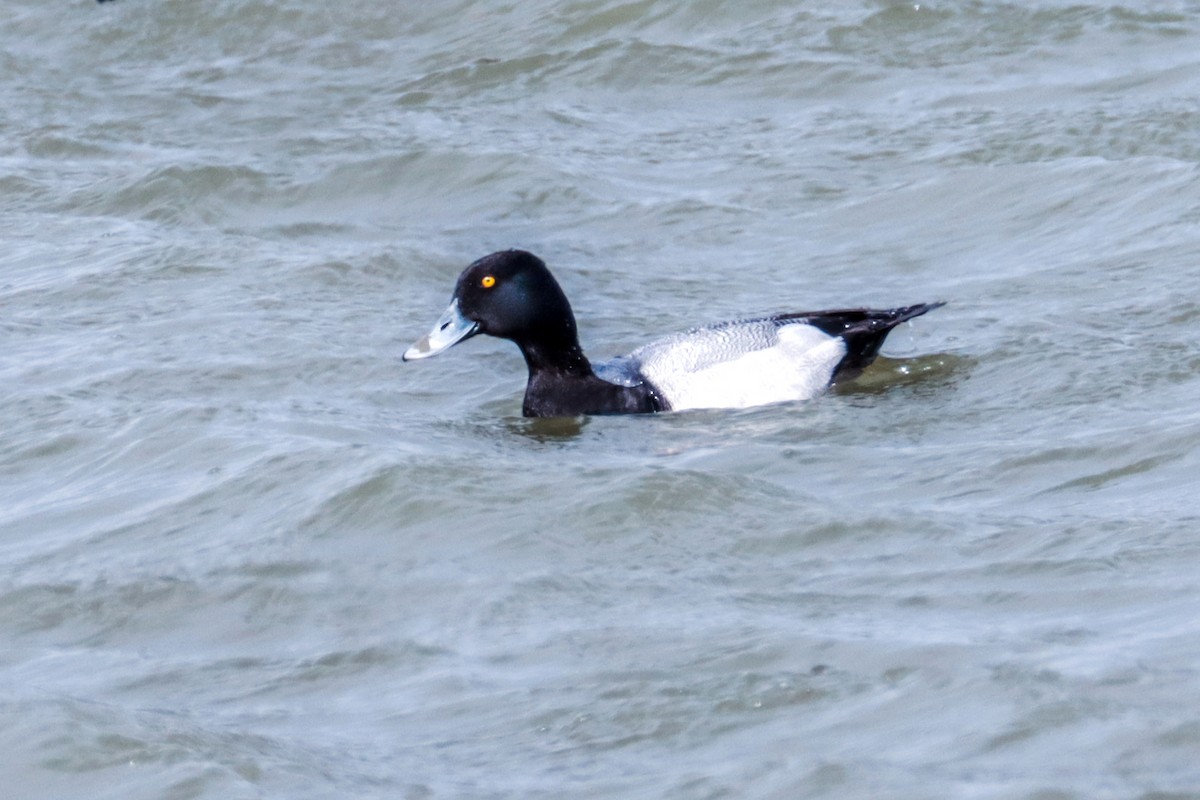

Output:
xmin=635 ymin=323 xmax=846 ymax=411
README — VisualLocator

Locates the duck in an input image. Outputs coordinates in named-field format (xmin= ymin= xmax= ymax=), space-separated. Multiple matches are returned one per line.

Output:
xmin=403 ymin=249 xmax=943 ymax=417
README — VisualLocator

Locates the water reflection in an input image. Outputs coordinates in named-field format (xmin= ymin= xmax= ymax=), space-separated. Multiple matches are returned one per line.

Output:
xmin=834 ymin=353 xmax=972 ymax=396
xmin=506 ymin=414 xmax=590 ymax=441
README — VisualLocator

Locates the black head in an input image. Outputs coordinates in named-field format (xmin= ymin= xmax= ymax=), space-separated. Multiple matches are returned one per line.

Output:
xmin=452 ymin=250 xmax=578 ymax=346
xmin=403 ymin=250 xmax=585 ymax=367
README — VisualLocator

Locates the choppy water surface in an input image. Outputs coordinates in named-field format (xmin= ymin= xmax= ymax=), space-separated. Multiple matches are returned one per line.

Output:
xmin=4 ymin=1 xmax=1200 ymax=797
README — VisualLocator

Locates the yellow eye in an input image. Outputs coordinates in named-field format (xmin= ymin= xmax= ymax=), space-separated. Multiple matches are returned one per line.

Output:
xmin=481 ymin=275 xmax=496 ymax=289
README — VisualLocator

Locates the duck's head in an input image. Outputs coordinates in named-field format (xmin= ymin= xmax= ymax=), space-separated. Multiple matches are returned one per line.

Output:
xmin=403 ymin=250 xmax=579 ymax=361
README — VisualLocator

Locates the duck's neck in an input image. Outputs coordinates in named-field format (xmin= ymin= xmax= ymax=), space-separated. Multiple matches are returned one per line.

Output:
xmin=516 ymin=339 xmax=593 ymax=378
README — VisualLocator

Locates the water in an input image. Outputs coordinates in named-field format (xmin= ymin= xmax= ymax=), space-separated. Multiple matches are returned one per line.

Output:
xmin=4 ymin=1 xmax=1200 ymax=797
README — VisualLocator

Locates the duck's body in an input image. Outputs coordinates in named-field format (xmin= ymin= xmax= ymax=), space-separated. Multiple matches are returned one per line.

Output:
xmin=403 ymin=250 xmax=943 ymax=417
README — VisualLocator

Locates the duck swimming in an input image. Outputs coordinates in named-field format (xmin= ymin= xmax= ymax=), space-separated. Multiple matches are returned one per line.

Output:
xmin=403 ymin=249 xmax=943 ymax=417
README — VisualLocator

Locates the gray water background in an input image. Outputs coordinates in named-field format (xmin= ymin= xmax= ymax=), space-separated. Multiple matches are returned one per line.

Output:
xmin=4 ymin=1 xmax=1200 ymax=798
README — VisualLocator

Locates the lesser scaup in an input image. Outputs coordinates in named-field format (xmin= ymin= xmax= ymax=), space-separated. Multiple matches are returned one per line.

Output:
xmin=404 ymin=250 xmax=944 ymax=417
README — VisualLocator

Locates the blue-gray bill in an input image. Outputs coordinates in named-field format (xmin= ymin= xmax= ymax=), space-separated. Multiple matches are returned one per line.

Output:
xmin=402 ymin=298 xmax=479 ymax=361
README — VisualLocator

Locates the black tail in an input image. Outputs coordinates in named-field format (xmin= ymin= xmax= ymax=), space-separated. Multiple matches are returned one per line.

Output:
xmin=778 ymin=302 xmax=945 ymax=382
